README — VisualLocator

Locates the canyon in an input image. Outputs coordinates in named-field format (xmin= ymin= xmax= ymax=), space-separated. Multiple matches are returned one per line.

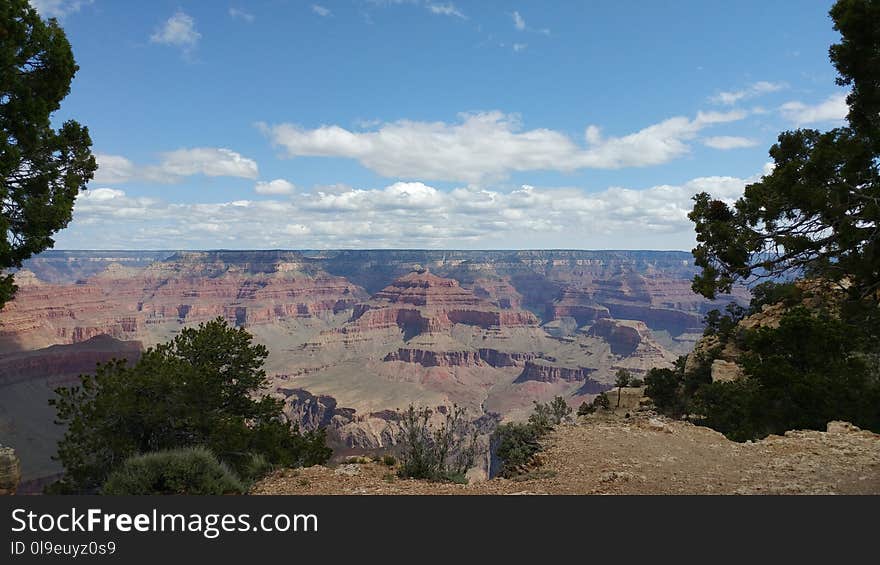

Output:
xmin=0 ymin=249 xmax=747 ymax=483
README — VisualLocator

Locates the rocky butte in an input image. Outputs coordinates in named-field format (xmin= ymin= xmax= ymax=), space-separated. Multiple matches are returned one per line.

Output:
xmin=2 ymin=249 xmax=747 ymax=485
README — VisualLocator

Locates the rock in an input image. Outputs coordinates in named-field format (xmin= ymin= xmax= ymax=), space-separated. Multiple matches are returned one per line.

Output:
xmin=0 ymin=446 xmax=21 ymax=495
xmin=827 ymin=421 xmax=861 ymax=434
xmin=710 ymin=359 xmax=744 ymax=383
xmin=647 ymin=418 xmax=673 ymax=434
xmin=334 ymin=464 xmax=362 ymax=476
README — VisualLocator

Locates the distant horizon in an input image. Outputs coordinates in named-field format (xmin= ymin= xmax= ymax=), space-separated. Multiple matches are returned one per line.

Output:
xmin=38 ymin=248 xmax=696 ymax=254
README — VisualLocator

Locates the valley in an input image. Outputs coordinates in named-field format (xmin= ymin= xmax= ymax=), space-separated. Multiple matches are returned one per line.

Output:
xmin=0 ymin=249 xmax=747 ymax=484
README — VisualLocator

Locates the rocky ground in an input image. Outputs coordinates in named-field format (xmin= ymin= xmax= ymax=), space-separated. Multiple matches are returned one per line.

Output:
xmin=252 ymin=414 xmax=880 ymax=495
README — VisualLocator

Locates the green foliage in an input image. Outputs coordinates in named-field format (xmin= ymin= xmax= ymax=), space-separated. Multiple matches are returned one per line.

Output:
xmin=747 ymin=281 xmax=803 ymax=315
xmin=629 ymin=377 xmax=644 ymax=387
xmin=49 ymin=318 xmax=331 ymax=493
xmin=381 ymin=454 xmax=397 ymax=466
xmin=491 ymin=422 xmax=542 ymax=479
xmin=593 ymin=392 xmax=610 ymax=411
xmin=101 ymin=447 xmax=245 ymax=495
xmin=645 ymin=367 xmax=684 ymax=416
xmin=1 ymin=0 xmax=97 ymax=308
xmin=577 ymin=401 xmax=594 ymax=416
xmin=396 ymin=404 xmax=478 ymax=482
xmin=491 ymin=396 xmax=572 ymax=478
xmin=703 ymin=302 xmax=746 ymax=339
xmin=689 ymin=0 xmax=879 ymax=306
xmin=695 ymin=307 xmax=880 ymax=440
xmin=549 ymin=395 xmax=573 ymax=423
xmin=615 ymin=369 xmax=632 ymax=407
xmin=527 ymin=396 xmax=571 ymax=432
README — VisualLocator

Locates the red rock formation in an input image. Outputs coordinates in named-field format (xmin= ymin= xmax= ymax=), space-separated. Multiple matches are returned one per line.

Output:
xmin=344 ymin=270 xmax=539 ymax=337
xmin=384 ymin=348 xmax=483 ymax=367
xmin=515 ymin=360 xmax=596 ymax=383
xmin=549 ymin=287 xmax=612 ymax=326
xmin=0 ymin=255 xmax=368 ymax=352
xmin=587 ymin=318 xmax=676 ymax=369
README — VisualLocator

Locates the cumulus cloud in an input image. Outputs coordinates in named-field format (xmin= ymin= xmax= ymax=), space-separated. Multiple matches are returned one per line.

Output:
xmin=702 ymin=136 xmax=759 ymax=150
xmin=229 ymin=8 xmax=255 ymax=22
xmin=30 ymin=0 xmax=92 ymax=18
xmin=260 ymin=109 xmax=746 ymax=183
xmin=780 ymin=92 xmax=848 ymax=125
xmin=710 ymin=81 xmax=786 ymax=105
xmin=427 ymin=3 xmax=465 ymax=18
xmin=255 ymin=179 xmax=296 ymax=195
xmin=63 ymin=170 xmax=764 ymax=250
xmin=512 ymin=10 xmax=526 ymax=30
xmin=150 ymin=11 xmax=201 ymax=53
xmin=312 ymin=4 xmax=332 ymax=17
xmin=93 ymin=148 xmax=259 ymax=184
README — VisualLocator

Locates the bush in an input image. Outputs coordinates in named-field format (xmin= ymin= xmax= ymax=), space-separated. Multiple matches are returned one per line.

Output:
xmin=528 ymin=396 xmax=571 ymax=432
xmin=381 ymin=454 xmax=397 ymax=466
xmin=577 ymin=401 xmax=594 ymax=416
xmin=50 ymin=318 xmax=331 ymax=493
xmin=396 ymin=404 xmax=478 ymax=482
xmin=593 ymin=392 xmax=610 ymax=411
xmin=491 ymin=422 xmax=542 ymax=478
xmin=101 ymin=447 xmax=245 ymax=495
xmin=695 ymin=307 xmax=880 ymax=440
xmin=491 ymin=396 xmax=573 ymax=478
xmin=629 ymin=378 xmax=644 ymax=387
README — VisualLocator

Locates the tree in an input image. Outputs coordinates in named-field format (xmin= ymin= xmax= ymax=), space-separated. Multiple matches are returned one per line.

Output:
xmin=1 ymin=0 xmax=97 ymax=308
xmin=615 ymin=368 xmax=632 ymax=408
xmin=688 ymin=0 xmax=879 ymax=313
xmin=50 ymin=318 xmax=330 ymax=493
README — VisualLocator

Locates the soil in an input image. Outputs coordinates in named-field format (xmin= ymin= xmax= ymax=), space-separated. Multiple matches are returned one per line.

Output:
xmin=251 ymin=413 xmax=880 ymax=495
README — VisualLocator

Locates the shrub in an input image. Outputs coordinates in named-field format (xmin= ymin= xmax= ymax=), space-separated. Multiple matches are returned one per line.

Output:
xmin=528 ymin=396 xmax=571 ymax=432
xmin=549 ymin=396 xmax=572 ymax=423
xmin=50 ymin=318 xmax=331 ymax=493
xmin=629 ymin=378 xmax=644 ymax=387
xmin=381 ymin=454 xmax=397 ymax=466
xmin=592 ymin=392 xmax=611 ymax=411
xmin=491 ymin=422 xmax=542 ymax=479
xmin=101 ymin=447 xmax=245 ymax=495
xmin=577 ymin=401 xmax=594 ymax=416
xmin=396 ymin=404 xmax=478 ymax=482
xmin=491 ymin=396 xmax=573 ymax=478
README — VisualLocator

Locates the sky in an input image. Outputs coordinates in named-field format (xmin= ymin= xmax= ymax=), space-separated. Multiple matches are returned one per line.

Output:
xmin=33 ymin=0 xmax=849 ymax=251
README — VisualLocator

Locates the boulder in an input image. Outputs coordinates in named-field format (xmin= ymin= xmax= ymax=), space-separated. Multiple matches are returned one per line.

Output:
xmin=0 ymin=446 xmax=21 ymax=495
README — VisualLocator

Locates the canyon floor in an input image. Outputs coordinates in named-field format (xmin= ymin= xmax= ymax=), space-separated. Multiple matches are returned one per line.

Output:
xmin=252 ymin=412 xmax=880 ymax=495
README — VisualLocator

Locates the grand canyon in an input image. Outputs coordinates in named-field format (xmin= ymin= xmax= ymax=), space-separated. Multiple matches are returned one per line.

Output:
xmin=0 ymin=249 xmax=747 ymax=485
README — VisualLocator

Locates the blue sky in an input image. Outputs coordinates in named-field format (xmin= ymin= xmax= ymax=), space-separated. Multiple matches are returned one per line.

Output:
xmin=35 ymin=0 xmax=848 ymax=250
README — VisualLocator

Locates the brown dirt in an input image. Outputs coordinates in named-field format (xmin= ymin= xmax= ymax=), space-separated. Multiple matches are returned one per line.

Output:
xmin=251 ymin=414 xmax=880 ymax=495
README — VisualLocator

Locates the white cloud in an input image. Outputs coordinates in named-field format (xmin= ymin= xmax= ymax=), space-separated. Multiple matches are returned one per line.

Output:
xmin=260 ymin=109 xmax=747 ymax=183
xmin=427 ymin=3 xmax=465 ymax=18
xmin=312 ymin=4 xmax=332 ymax=17
xmin=255 ymin=179 xmax=296 ymax=195
xmin=513 ymin=43 xmax=528 ymax=52
xmin=702 ymin=136 xmax=759 ymax=150
xmin=512 ymin=10 xmax=526 ymax=30
xmin=93 ymin=148 xmax=259 ymax=184
xmin=64 ymin=169 xmax=764 ymax=250
xmin=780 ymin=92 xmax=848 ymax=125
xmin=150 ymin=11 xmax=201 ymax=53
xmin=229 ymin=8 xmax=255 ymax=22
xmin=159 ymin=148 xmax=259 ymax=179
xmin=710 ymin=81 xmax=786 ymax=105
xmin=30 ymin=0 xmax=92 ymax=18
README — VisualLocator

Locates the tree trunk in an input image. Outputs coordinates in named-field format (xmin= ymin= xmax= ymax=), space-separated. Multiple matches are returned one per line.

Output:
xmin=617 ymin=386 xmax=622 ymax=408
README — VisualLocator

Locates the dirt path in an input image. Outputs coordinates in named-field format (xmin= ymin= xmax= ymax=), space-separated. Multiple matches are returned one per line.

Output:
xmin=252 ymin=415 xmax=880 ymax=495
